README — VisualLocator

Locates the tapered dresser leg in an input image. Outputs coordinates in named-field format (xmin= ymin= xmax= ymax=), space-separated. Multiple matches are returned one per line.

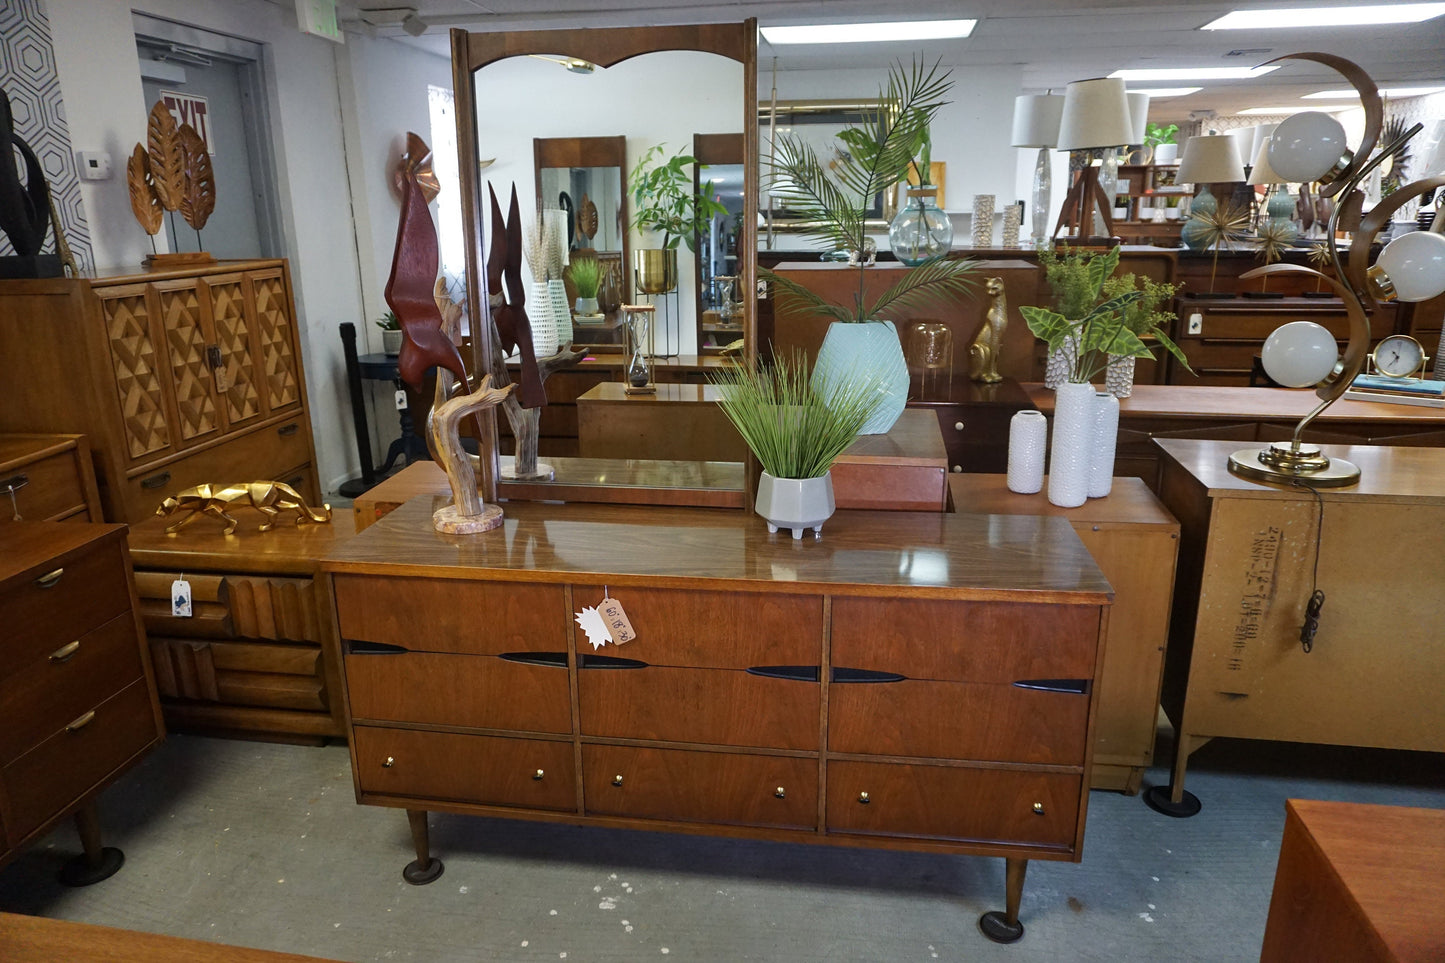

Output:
xmin=401 ymin=808 xmax=444 ymax=884
xmin=59 ymin=801 xmax=125 ymax=886
xmin=978 ymin=857 xmax=1028 ymax=943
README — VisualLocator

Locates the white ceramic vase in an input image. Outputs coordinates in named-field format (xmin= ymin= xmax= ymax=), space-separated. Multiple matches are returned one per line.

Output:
xmin=1048 ymin=382 xmax=1095 ymax=508
xmin=381 ymin=328 xmax=402 ymax=356
xmin=1043 ymin=333 xmax=1080 ymax=390
xmin=547 ymin=279 xmax=573 ymax=347
xmin=755 ymin=471 xmax=835 ymax=540
xmin=1105 ymin=354 xmax=1136 ymax=398
xmin=528 ymin=281 xmax=560 ymax=357
xmin=1088 ymin=391 xmax=1120 ymax=499
xmin=812 ymin=320 xmax=908 ymax=435
xmin=1007 ymin=409 xmax=1047 ymax=494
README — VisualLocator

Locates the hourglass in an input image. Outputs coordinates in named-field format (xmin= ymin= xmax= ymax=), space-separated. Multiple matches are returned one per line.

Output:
xmin=622 ymin=304 xmax=656 ymax=394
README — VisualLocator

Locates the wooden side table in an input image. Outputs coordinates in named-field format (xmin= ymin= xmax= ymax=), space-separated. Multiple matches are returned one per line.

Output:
xmin=948 ymin=474 xmax=1180 ymax=793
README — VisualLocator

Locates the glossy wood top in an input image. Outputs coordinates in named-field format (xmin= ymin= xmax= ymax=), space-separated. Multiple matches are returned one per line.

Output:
xmin=771 ymin=259 xmax=1036 ymax=273
xmin=0 ymin=912 xmax=343 ymax=963
xmin=949 ymin=474 xmax=1178 ymax=528
xmin=323 ymin=498 xmax=1112 ymax=604
xmin=836 ymin=410 xmax=947 ymax=466
xmin=1026 ymin=384 xmax=1445 ymax=424
xmin=578 ymin=382 xmax=727 ymax=405
xmin=507 ymin=353 xmax=734 ymax=372
xmin=0 ymin=521 xmax=124 ymax=584
xmin=126 ymin=512 xmax=354 ymax=575
xmin=0 ymin=433 xmax=81 ymax=470
xmin=0 ymin=259 xmax=287 ymax=289
xmin=1156 ymin=438 xmax=1445 ymax=504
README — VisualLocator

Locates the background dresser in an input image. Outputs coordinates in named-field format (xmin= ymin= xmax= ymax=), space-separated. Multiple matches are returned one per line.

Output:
xmin=0 ymin=433 xmax=103 ymax=523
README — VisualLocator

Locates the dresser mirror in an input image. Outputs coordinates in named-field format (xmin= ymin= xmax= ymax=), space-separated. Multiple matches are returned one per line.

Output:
xmin=534 ymin=135 xmax=626 ymax=343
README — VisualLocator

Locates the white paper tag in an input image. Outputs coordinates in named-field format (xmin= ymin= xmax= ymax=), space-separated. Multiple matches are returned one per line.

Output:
xmin=171 ymin=578 xmax=193 ymax=618
xmin=575 ymin=606 xmax=612 ymax=650
xmin=394 ymin=389 xmax=408 ymax=410
xmin=598 ymin=597 xmax=636 ymax=644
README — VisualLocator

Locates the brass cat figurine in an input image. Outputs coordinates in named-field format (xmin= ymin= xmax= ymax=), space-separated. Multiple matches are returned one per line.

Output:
xmin=156 ymin=481 xmax=332 ymax=535
xmin=969 ymin=276 xmax=1007 ymax=383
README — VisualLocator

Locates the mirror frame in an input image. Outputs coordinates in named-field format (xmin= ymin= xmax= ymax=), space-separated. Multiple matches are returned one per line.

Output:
xmin=451 ymin=22 xmax=758 ymax=501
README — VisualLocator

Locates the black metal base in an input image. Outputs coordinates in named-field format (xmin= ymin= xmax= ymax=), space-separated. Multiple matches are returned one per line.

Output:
xmin=402 ymin=857 xmax=444 ymax=885
xmin=978 ymin=911 xmax=1025 ymax=944
xmin=1144 ymin=784 xmax=1203 ymax=818
xmin=59 ymin=847 xmax=124 ymax=886
xmin=337 ymin=476 xmax=377 ymax=499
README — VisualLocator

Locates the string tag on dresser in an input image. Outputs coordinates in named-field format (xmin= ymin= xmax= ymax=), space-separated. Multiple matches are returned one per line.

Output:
xmin=171 ymin=576 xmax=192 ymax=618
xmin=598 ymin=591 xmax=636 ymax=645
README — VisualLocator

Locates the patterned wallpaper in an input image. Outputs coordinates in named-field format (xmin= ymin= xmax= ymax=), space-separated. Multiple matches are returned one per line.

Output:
xmin=0 ymin=0 xmax=93 ymax=271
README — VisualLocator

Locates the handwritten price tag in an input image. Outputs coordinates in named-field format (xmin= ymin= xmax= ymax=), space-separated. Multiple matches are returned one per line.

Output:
xmin=598 ymin=597 xmax=636 ymax=644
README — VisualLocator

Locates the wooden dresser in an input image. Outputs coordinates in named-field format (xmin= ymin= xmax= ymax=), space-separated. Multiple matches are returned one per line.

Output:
xmin=324 ymin=499 xmax=1111 ymax=943
xmin=0 ymin=522 xmax=164 ymax=884
xmin=125 ymin=514 xmax=352 ymax=743
xmin=0 ymin=261 xmax=320 ymax=522
xmin=0 ymin=434 xmax=103 ymax=523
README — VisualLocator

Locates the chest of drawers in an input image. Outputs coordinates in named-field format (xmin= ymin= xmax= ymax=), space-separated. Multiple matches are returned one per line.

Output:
xmin=0 ymin=434 xmax=103 ymax=524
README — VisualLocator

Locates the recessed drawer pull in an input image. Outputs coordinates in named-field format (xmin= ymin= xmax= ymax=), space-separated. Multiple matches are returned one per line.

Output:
xmin=533 ymin=769 xmax=545 ymax=780
xmin=1012 ymin=678 xmax=1090 ymax=695
xmin=579 ymin=654 xmax=649 ymax=670
xmin=49 ymin=640 xmax=82 ymax=663
xmin=831 ymin=667 xmax=906 ymax=684
xmin=858 ymin=791 xmax=870 ymax=804
xmin=0 ymin=472 xmax=28 ymax=495
xmin=347 ymin=640 xmax=408 ymax=655
xmin=747 ymin=665 xmax=819 ymax=682
xmin=1032 ymin=802 xmax=1045 ymax=815
xmin=500 ymin=651 xmax=570 ymax=668
xmin=277 ymin=423 xmax=300 ymax=437
xmin=382 ymin=756 xmax=395 ymax=768
xmin=612 ymin=774 xmax=624 ymax=787
xmin=774 ymin=787 xmax=786 ymax=799
xmin=65 ymin=710 xmax=96 ymax=733
xmin=140 ymin=471 xmax=172 ymax=491
xmin=34 ymin=567 xmax=64 ymax=589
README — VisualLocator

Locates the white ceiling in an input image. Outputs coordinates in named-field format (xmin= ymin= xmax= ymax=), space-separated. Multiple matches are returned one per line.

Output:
xmin=336 ymin=0 xmax=1445 ymax=120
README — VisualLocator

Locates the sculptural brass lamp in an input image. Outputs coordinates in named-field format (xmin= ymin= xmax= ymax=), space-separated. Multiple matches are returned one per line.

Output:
xmin=1227 ymin=52 xmax=1445 ymax=488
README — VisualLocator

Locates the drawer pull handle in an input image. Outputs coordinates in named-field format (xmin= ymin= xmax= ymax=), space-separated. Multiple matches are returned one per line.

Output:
xmin=747 ymin=665 xmax=819 ymax=682
xmin=1032 ymin=802 xmax=1045 ymax=815
xmin=831 ymin=667 xmax=906 ymax=684
xmin=533 ymin=769 xmax=545 ymax=781
xmin=858 ymin=791 xmax=870 ymax=804
xmin=0 ymin=472 xmax=28 ymax=495
xmin=66 ymin=711 xmax=96 ymax=733
xmin=277 ymin=423 xmax=300 ymax=437
xmin=578 ymin=654 xmax=648 ymax=670
xmin=35 ymin=567 xmax=65 ymax=589
xmin=382 ymin=756 xmax=395 ymax=768
xmin=500 ymin=651 xmax=569 ymax=668
xmin=140 ymin=471 xmax=172 ymax=490
xmin=1012 ymin=678 xmax=1090 ymax=695
xmin=347 ymin=640 xmax=408 ymax=655
xmin=954 ymin=421 xmax=965 ymax=431
xmin=49 ymin=640 xmax=82 ymax=663
xmin=774 ymin=787 xmax=786 ymax=799
xmin=612 ymin=774 xmax=624 ymax=787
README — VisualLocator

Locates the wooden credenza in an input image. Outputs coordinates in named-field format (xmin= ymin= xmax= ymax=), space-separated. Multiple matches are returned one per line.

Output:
xmin=324 ymin=499 xmax=1111 ymax=943
xmin=0 ymin=260 xmax=320 ymax=522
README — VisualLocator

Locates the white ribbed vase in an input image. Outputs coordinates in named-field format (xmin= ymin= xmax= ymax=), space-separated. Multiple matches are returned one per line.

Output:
xmin=547 ymin=279 xmax=573 ymax=347
xmin=812 ymin=320 xmax=909 ymax=435
xmin=1088 ymin=391 xmax=1120 ymax=499
xmin=1048 ymin=382 xmax=1095 ymax=508
xmin=1007 ymin=409 xmax=1047 ymax=494
xmin=1105 ymin=354 xmax=1136 ymax=398
xmin=1043 ymin=334 xmax=1080 ymax=390
xmin=528 ymin=282 xmax=560 ymax=357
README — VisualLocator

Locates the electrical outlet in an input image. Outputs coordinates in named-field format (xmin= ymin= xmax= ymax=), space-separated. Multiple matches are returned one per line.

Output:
xmin=77 ymin=150 xmax=112 ymax=180
xmin=1187 ymin=312 xmax=1204 ymax=335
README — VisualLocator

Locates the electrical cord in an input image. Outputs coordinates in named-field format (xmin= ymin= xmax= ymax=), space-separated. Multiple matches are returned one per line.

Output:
xmin=1291 ymin=479 xmax=1326 ymax=653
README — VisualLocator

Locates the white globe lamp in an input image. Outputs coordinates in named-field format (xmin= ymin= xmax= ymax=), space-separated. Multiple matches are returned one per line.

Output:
xmin=1261 ymin=321 xmax=1339 ymax=388
xmin=1367 ymin=230 xmax=1445 ymax=303
xmin=1269 ymin=111 xmax=1352 ymax=186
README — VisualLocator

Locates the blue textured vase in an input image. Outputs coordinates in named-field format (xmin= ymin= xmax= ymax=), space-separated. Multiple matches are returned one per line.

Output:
xmin=812 ymin=320 xmax=909 ymax=435
xmin=1181 ymin=185 xmax=1218 ymax=251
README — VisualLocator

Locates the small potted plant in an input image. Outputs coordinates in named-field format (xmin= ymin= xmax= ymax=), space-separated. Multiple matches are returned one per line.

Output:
xmin=1146 ymin=122 xmax=1180 ymax=165
xmin=566 ymin=256 xmax=605 ymax=317
xmin=627 ymin=143 xmax=729 ymax=293
xmin=1099 ymin=272 xmax=1184 ymax=395
xmin=376 ymin=310 xmax=402 ymax=356
xmin=710 ymin=351 xmax=883 ymax=540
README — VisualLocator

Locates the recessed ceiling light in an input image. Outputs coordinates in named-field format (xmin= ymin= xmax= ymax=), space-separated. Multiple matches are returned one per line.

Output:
xmin=1110 ymin=67 xmax=1280 ymax=81
xmin=1202 ymin=3 xmax=1445 ymax=29
xmin=1304 ymin=86 xmax=1445 ymax=98
xmin=1237 ymin=104 xmax=1354 ymax=115
xmin=1127 ymin=87 xmax=1204 ymax=98
xmin=760 ymin=19 xmax=977 ymax=44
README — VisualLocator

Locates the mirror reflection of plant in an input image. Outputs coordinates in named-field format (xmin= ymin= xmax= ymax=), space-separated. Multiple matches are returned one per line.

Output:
xmin=764 ymin=57 xmax=977 ymax=322
xmin=710 ymin=350 xmax=883 ymax=480
xmin=566 ymin=256 xmax=604 ymax=299
xmin=627 ymin=143 xmax=729 ymax=251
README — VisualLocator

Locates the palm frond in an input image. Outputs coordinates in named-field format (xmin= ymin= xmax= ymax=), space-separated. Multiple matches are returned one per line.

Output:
xmin=863 ymin=256 xmax=978 ymax=321
xmin=764 ymin=271 xmax=858 ymax=325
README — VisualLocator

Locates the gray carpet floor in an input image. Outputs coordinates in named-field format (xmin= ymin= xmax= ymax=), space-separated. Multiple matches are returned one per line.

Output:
xmin=1 ymin=732 xmax=1440 ymax=962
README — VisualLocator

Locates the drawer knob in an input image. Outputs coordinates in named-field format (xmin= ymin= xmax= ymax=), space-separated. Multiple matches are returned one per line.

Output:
xmin=858 ymin=791 xmax=870 ymax=805
xmin=1032 ymin=802 xmax=1045 ymax=815
xmin=612 ymin=774 xmax=624 ymax=787
xmin=954 ymin=421 xmax=965 ymax=431
xmin=774 ymin=787 xmax=786 ymax=799
xmin=382 ymin=756 xmax=395 ymax=768
xmin=533 ymin=769 xmax=545 ymax=781
xmin=34 ymin=567 xmax=64 ymax=589
xmin=49 ymin=640 xmax=81 ymax=663
xmin=65 ymin=710 xmax=96 ymax=733
xmin=951 ymin=465 xmax=962 ymax=473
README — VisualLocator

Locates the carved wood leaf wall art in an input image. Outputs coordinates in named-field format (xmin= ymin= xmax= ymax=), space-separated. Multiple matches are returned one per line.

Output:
xmin=126 ymin=145 xmax=163 ymax=235
xmin=146 ymin=101 xmax=185 ymax=212
xmin=178 ymin=126 xmax=216 ymax=230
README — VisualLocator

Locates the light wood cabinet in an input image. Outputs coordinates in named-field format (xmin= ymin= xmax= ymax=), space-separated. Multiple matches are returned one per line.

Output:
xmin=0 ymin=434 xmax=103 ymax=523
xmin=0 ymin=261 xmax=319 ymax=522
xmin=326 ymin=500 xmax=1111 ymax=943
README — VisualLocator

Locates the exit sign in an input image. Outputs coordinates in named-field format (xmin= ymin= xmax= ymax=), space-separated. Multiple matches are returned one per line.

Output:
xmin=296 ymin=0 xmax=344 ymax=44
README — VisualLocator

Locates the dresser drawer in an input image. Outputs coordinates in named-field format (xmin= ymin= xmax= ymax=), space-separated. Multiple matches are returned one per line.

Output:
xmin=0 ymin=447 xmax=90 ymax=522
xmin=579 ymin=665 xmax=818 ymax=750
xmin=353 ymin=726 xmax=575 ymax=811
xmin=0 ymin=613 xmax=144 ymax=766
xmin=571 ymin=586 xmax=821 ymax=669
xmin=1 ymin=680 xmax=160 ymax=845
xmin=829 ymin=679 xmax=1089 ymax=765
xmin=149 ymin=638 xmax=326 ymax=711
xmin=2 ymin=538 xmax=131 ymax=669
xmin=582 ymin=745 xmax=817 ymax=830
xmin=346 ymin=651 xmax=571 ymax=733
xmin=826 ymin=761 xmax=1080 ymax=849
xmin=335 ymin=576 xmax=565 ymax=655
xmin=136 ymin=572 xmax=322 ymax=642
xmin=831 ymin=599 xmax=1098 ymax=684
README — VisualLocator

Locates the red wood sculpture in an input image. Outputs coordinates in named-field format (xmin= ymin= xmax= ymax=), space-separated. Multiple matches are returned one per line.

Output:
xmin=487 ymin=184 xmax=546 ymax=409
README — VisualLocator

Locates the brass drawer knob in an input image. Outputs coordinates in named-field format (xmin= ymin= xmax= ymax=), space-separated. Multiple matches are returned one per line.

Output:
xmin=533 ymin=769 xmax=545 ymax=781
xmin=774 ymin=787 xmax=786 ymax=799
xmin=612 ymin=774 xmax=624 ymax=787
xmin=35 ymin=567 xmax=64 ymax=589
xmin=65 ymin=710 xmax=96 ymax=733
xmin=382 ymin=756 xmax=395 ymax=768
xmin=1032 ymin=802 xmax=1045 ymax=815
xmin=858 ymin=791 xmax=870 ymax=804
xmin=49 ymin=640 xmax=81 ymax=663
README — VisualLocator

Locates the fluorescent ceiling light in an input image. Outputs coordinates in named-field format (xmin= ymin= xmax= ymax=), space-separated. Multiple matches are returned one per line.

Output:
xmin=1110 ymin=66 xmax=1280 ymax=81
xmin=1305 ymin=86 xmax=1445 ymax=98
xmin=760 ymin=19 xmax=977 ymax=44
xmin=1127 ymin=87 xmax=1204 ymax=98
xmin=1237 ymin=104 xmax=1354 ymax=115
xmin=1202 ymin=4 xmax=1445 ymax=29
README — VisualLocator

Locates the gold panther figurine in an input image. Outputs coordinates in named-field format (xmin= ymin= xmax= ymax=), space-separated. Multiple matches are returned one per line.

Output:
xmin=968 ymin=276 xmax=1007 ymax=383
xmin=156 ymin=481 xmax=332 ymax=535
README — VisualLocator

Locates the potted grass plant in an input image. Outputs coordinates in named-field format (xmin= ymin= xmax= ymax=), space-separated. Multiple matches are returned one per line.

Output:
xmin=710 ymin=351 xmax=883 ymax=540
xmin=566 ymin=256 xmax=605 ymax=316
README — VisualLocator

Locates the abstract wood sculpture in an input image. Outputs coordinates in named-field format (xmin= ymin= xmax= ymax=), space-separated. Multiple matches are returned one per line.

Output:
xmin=488 ymin=183 xmax=547 ymax=408
xmin=969 ymin=276 xmax=1006 ymax=383
xmin=155 ymin=481 xmax=331 ymax=535
xmin=578 ymin=192 xmax=599 ymax=243
xmin=127 ymin=101 xmax=216 ymax=265
xmin=1 ymin=87 xmax=73 ymax=277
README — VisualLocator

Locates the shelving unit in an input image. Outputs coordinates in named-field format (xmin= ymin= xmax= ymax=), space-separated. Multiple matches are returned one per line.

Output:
xmin=1114 ymin=164 xmax=1186 ymax=245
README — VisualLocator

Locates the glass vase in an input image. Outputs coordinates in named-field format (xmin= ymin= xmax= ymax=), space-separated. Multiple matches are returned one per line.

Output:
xmin=888 ymin=187 xmax=952 ymax=266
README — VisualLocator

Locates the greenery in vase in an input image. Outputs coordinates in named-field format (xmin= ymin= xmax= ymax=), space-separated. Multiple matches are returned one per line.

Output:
xmin=709 ymin=351 xmax=883 ymax=479
xmin=1144 ymin=122 xmax=1179 ymax=148
xmin=763 ymin=57 xmax=977 ymax=323
xmin=375 ymin=310 xmax=399 ymax=331
xmin=565 ymin=256 xmax=604 ymax=299
xmin=1022 ymin=246 xmax=1191 ymax=384
xmin=627 ymin=143 xmax=729 ymax=252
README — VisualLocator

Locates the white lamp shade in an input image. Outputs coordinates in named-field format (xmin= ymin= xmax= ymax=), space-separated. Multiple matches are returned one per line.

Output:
xmin=1226 ymin=127 xmax=1255 ymax=169
xmin=1126 ymin=92 xmax=1151 ymax=146
xmin=1269 ymin=111 xmax=1350 ymax=183
xmin=1250 ymin=123 xmax=1279 ymax=165
xmin=1012 ymin=94 xmax=1064 ymax=148
xmin=1248 ymin=137 xmax=1285 ymax=186
xmin=1176 ymin=134 xmax=1246 ymax=184
xmin=1375 ymin=231 xmax=1445 ymax=302
xmin=1056 ymin=78 xmax=1134 ymax=150
xmin=1261 ymin=321 xmax=1339 ymax=388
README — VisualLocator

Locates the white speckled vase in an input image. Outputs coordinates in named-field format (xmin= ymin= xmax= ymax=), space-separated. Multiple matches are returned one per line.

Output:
xmin=1007 ymin=409 xmax=1047 ymax=494
xmin=1088 ymin=391 xmax=1120 ymax=499
xmin=1043 ymin=333 xmax=1080 ymax=390
xmin=1105 ymin=353 xmax=1136 ymax=398
xmin=1048 ymin=382 xmax=1095 ymax=508
xmin=812 ymin=320 xmax=908 ymax=435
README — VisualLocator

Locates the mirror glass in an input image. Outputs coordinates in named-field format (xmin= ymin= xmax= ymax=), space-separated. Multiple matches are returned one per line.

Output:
xmin=693 ymin=133 xmax=745 ymax=352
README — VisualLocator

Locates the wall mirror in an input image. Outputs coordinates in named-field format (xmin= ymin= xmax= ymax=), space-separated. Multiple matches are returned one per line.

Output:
xmin=693 ymin=133 xmax=745 ymax=353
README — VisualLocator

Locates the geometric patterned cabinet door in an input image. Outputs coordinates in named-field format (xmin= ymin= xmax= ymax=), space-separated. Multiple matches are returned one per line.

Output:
xmin=0 ymin=259 xmax=320 ymax=522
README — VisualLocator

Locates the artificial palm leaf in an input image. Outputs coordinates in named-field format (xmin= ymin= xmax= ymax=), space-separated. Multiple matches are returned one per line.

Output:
xmin=126 ymin=146 xmax=162 ymax=235
xmin=146 ymin=101 xmax=184 ymax=212
xmin=178 ymin=125 xmax=215 ymax=231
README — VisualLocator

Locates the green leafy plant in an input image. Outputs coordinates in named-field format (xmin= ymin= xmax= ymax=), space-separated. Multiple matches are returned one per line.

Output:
xmin=1145 ymin=122 xmax=1179 ymax=148
xmin=565 ymin=256 xmax=604 ymax=299
xmin=1022 ymin=246 xmax=1190 ymax=384
xmin=764 ymin=57 xmax=977 ymax=323
xmin=627 ymin=143 xmax=729 ymax=251
xmin=709 ymin=351 xmax=883 ymax=479
xmin=375 ymin=310 xmax=399 ymax=331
